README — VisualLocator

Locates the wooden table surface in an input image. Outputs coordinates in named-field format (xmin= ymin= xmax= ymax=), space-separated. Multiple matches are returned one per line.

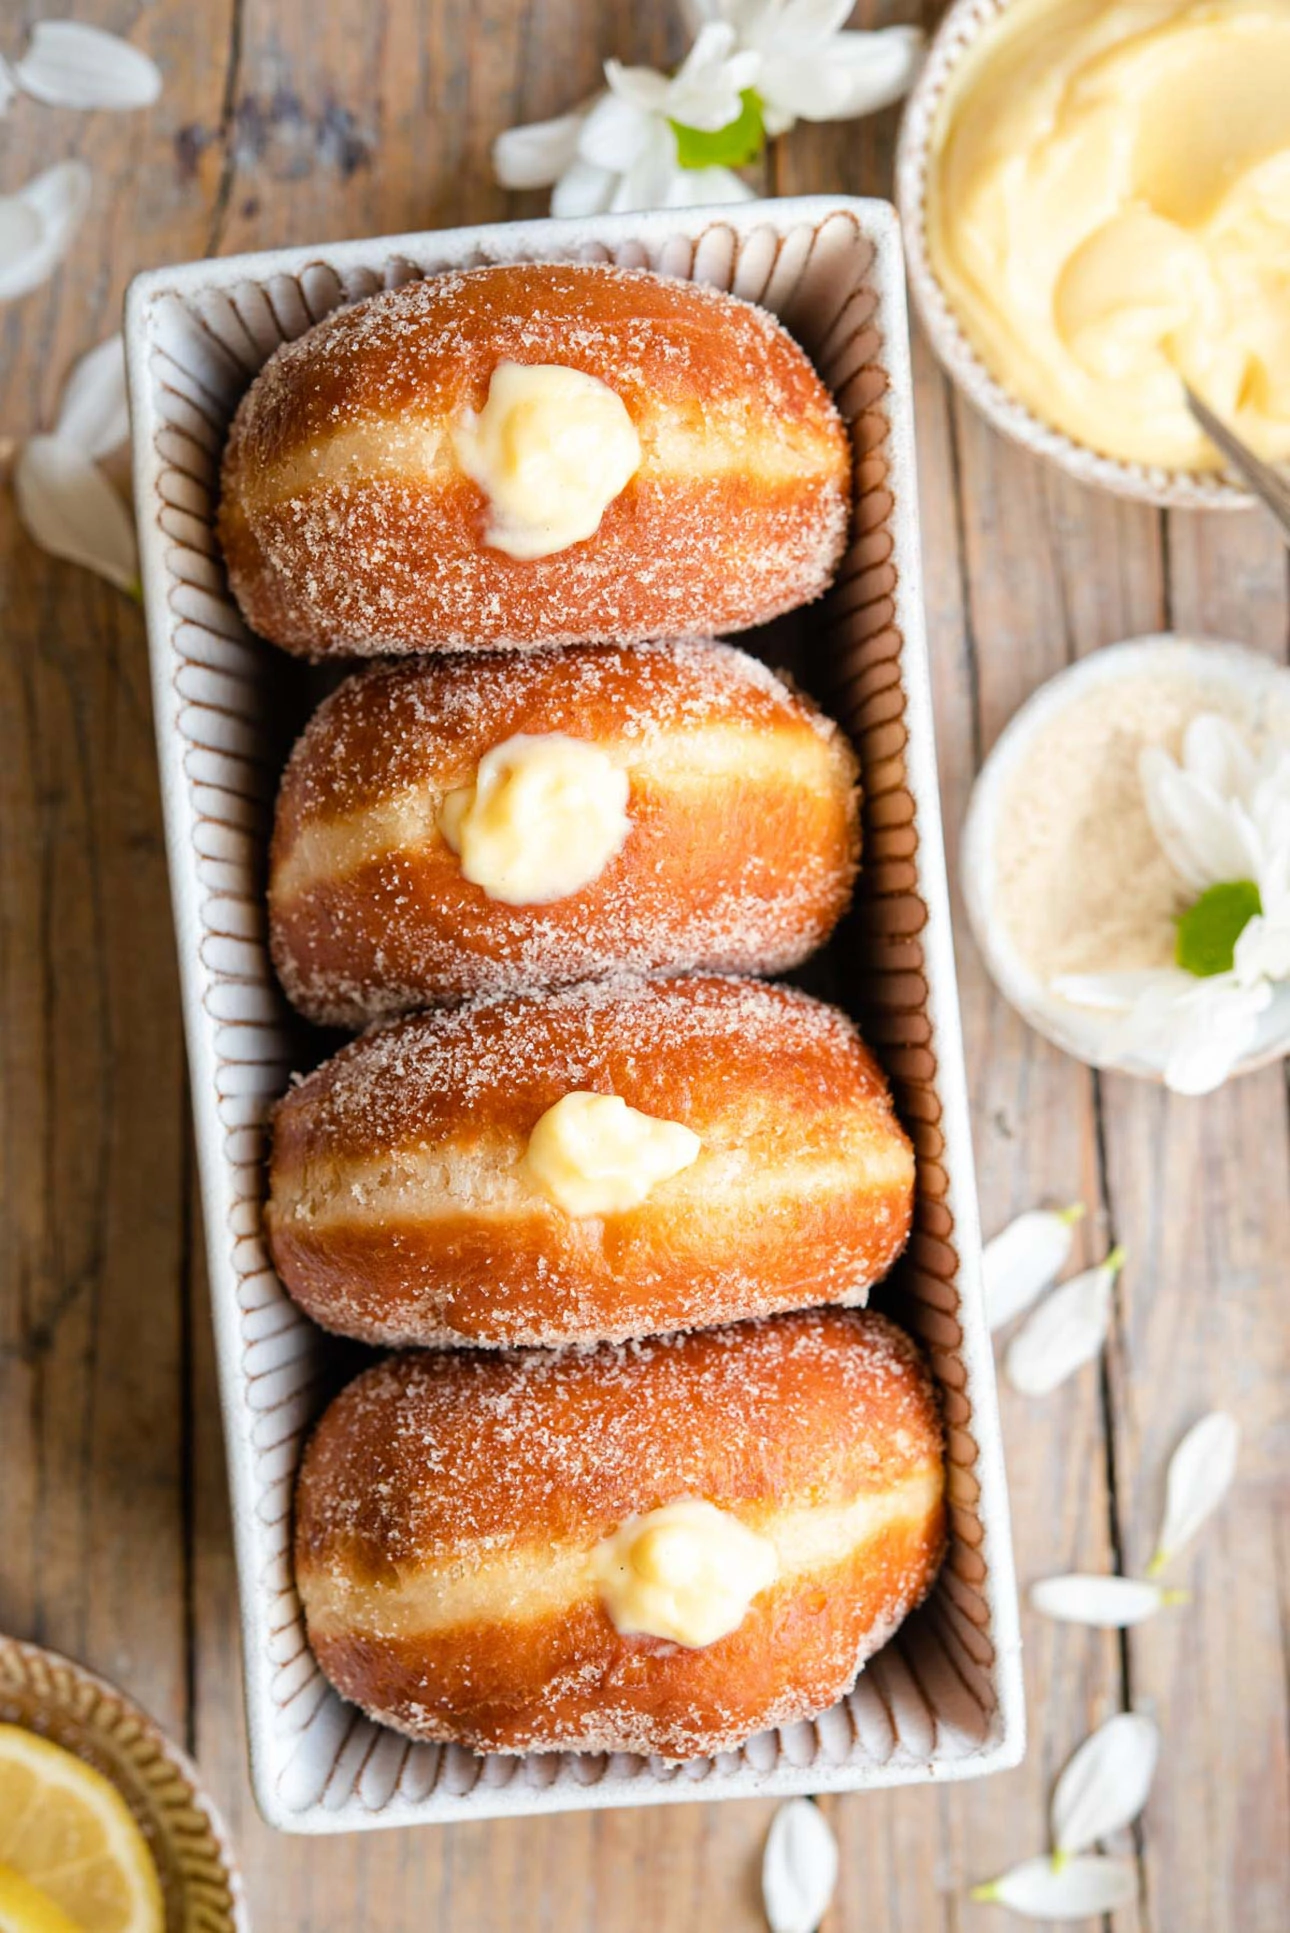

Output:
xmin=2 ymin=3 xmax=1287 ymax=1928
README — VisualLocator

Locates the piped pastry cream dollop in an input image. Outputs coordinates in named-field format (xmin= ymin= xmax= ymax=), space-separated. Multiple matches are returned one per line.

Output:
xmin=438 ymin=732 xmax=630 ymax=904
xmin=522 ymin=1092 xmax=701 ymax=1217
xmin=927 ymin=0 xmax=1290 ymax=469
xmin=451 ymin=359 xmax=642 ymax=557
xmin=593 ymin=1499 xmax=780 ymax=1647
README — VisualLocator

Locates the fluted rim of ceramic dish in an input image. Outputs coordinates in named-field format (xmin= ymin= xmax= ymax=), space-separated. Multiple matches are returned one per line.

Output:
xmin=894 ymin=0 xmax=1254 ymax=511
xmin=0 ymin=1635 xmax=248 ymax=1933
xmin=960 ymin=635 xmax=1290 ymax=1082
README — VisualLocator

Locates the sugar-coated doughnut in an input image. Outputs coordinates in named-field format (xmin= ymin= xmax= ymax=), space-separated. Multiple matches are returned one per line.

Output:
xmin=218 ymin=263 xmax=851 ymax=656
xmin=294 ymin=1307 xmax=946 ymax=1760
xmin=267 ymin=975 xmax=915 ymax=1349
xmin=268 ymin=640 xmax=860 ymax=1026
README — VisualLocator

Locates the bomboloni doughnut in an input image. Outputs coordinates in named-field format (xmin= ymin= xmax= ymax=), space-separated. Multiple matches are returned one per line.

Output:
xmin=294 ymin=1307 xmax=946 ymax=1760
xmin=268 ymin=639 xmax=860 ymax=1025
xmin=267 ymin=974 xmax=915 ymax=1349
xmin=217 ymin=262 xmax=851 ymax=656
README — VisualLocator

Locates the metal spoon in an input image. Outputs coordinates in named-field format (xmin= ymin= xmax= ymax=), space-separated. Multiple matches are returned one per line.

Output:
xmin=1184 ymin=385 xmax=1290 ymax=547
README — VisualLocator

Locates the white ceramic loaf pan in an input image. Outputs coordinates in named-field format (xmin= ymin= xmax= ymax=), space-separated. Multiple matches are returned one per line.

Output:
xmin=124 ymin=196 xmax=1024 ymax=1833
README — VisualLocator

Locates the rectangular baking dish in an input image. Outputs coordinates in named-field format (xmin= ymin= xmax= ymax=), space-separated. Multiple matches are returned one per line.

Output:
xmin=124 ymin=195 xmax=1024 ymax=1833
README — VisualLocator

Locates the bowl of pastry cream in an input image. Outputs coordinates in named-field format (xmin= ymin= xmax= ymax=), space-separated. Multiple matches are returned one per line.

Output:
xmin=896 ymin=0 xmax=1290 ymax=505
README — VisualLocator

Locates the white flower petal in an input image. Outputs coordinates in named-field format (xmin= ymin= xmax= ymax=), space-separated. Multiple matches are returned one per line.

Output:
xmin=661 ymin=162 xmax=756 ymax=206
xmin=0 ymin=159 xmax=92 ymax=304
xmin=493 ymin=110 xmax=586 ymax=189
xmin=762 ymin=1797 xmax=838 ymax=1933
xmin=1150 ymin=1410 xmax=1239 ymax=1575
xmin=578 ymin=90 xmax=657 ymax=172
xmin=603 ymin=58 xmax=675 ymax=118
xmin=1160 ymin=978 xmax=1268 ymax=1095
xmin=1052 ymin=1713 xmax=1159 ymax=1856
xmin=549 ymin=158 xmax=618 ymax=219
xmin=972 ymin=1855 xmax=1137 ymax=1918
xmin=759 ymin=27 xmax=923 ymax=124
xmin=1030 ymin=1574 xmax=1166 ymax=1628
xmin=1005 ymin=1249 xmax=1123 ymax=1397
xmin=0 ymin=54 xmax=18 ymax=115
xmin=983 ymin=1204 xmax=1084 ymax=1331
xmin=1182 ymin=713 xmax=1258 ymax=803
xmin=16 ymin=20 xmax=162 ymax=110
xmin=1140 ymin=747 xmax=1261 ymax=893
xmin=55 ymin=334 xmax=130 ymax=459
xmin=1234 ymin=910 xmax=1290 ymax=987
xmin=14 ymin=435 xmax=138 ymax=592
xmin=1052 ymin=969 xmax=1161 ymax=1011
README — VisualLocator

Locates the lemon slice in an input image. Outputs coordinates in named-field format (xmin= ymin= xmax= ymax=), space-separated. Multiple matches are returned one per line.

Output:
xmin=0 ymin=1863 xmax=85 ymax=1933
xmin=0 ymin=1726 xmax=163 ymax=1933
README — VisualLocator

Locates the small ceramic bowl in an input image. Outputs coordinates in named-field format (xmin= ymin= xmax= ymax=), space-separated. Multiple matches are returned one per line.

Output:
xmin=894 ymin=0 xmax=1252 ymax=511
xmin=960 ymin=635 xmax=1290 ymax=1082
xmin=0 ymin=1635 xmax=248 ymax=1933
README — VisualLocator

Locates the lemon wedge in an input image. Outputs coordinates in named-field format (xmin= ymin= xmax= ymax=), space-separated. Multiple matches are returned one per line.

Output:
xmin=0 ymin=1726 xmax=163 ymax=1933
xmin=0 ymin=1863 xmax=85 ymax=1933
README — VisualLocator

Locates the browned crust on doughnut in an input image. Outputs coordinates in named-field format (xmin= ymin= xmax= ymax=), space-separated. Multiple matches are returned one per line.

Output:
xmin=217 ymin=263 xmax=851 ymax=656
xmin=268 ymin=640 xmax=860 ymax=1025
xmin=294 ymin=1308 xmax=947 ymax=1759
xmin=267 ymin=975 xmax=915 ymax=1349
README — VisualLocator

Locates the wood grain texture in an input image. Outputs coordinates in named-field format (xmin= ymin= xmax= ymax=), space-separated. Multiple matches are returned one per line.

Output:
xmin=1 ymin=1 xmax=1286 ymax=1928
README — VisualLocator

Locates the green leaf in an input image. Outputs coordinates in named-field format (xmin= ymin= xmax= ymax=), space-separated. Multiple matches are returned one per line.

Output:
xmin=670 ymin=89 xmax=765 ymax=171
xmin=1175 ymin=880 xmax=1262 ymax=977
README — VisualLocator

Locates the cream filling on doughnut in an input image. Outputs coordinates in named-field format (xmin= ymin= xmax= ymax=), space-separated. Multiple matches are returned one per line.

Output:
xmin=301 ymin=1464 xmax=943 ymax=1643
xmin=592 ymin=1500 xmax=779 ymax=1647
xmin=271 ymin=1120 xmax=911 ymax=1231
xmin=449 ymin=362 xmax=642 ymax=559
xmin=271 ymin=722 xmax=846 ymax=905
xmin=522 ymin=1093 xmax=701 ymax=1217
xmin=437 ymin=734 xmax=630 ymax=905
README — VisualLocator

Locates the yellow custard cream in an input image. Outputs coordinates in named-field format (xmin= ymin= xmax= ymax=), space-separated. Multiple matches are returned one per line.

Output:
xmin=593 ymin=1500 xmax=780 ymax=1647
xmin=928 ymin=0 xmax=1290 ymax=468
xmin=438 ymin=732 xmax=631 ymax=905
xmin=452 ymin=360 xmax=642 ymax=557
xmin=523 ymin=1092 xmax=701 ymax=1217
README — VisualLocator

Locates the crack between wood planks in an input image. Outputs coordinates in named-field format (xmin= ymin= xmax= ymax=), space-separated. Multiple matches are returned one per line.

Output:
xmin=205 ymin=0 xmax=247 ymax=258
xmin=1090 ymin=1068 xmax=1156 ymax=1933
xmin=944 ymin=389 xmax=984 ymax=771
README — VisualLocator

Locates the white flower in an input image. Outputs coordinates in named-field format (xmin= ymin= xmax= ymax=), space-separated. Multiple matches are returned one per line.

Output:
xmin=683 ymin=1 xmax=923 ymax=136
xmin=494 ymin=24 xmax=758 ymax=217
xmin=14 ymin=334 xmax=139 ymax=594
xmin=971 ymin=1856 xmax=1137 ymax=1918
xmin=1056 ymin=713 xmax=1290 ymax=1093
xmin=1 ymin=20 xmax=161 ymax=113
xmin=494 ymin=4 xmax=923 ymax=215
xmin=1051 ymin=1713 xmax=1159 ymax=1858
xmin=1030 ymin=1574 xmax=1176 ymax=1629
xmin=0 ymin=159 xmax=91 ymax=304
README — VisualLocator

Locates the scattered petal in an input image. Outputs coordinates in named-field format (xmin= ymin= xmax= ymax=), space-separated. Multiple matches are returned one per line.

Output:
xmin=14 ymin=435 xmax=139 ymax=592
xmin=1005 ymin=1247 xmax=1124 ymax=1397
xmin=1051 ymin=1713 xmax=1159 ymax=1856
xmin=762 ymin=1798 xmax=838 ymax=1933
xmin=983 ymin=1204 xmax=1084 ymax=1331
xmin=1149 ymin=1411 xmax=1239 ymax=1575
xmin=55 ymin=334 xmax=130 ymax=459
xmin=15 ymin=20 xmax=162 ymax=111
xmin=1030 ymin=1574 xmax=1167 ymax=1628
xmin=0 ymin=159 xmax=91 ymax=304
xmin=492 ymin=110 xmax=585 ymax=188
xmin=971 ymin=1855 xmax=1137 ymax=1918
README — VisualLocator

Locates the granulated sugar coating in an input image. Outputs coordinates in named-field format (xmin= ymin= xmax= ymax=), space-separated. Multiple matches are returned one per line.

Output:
xmin=267 ymin=975 xmax=916 ymax=1349
xmin=217 ymin=261 xmax=851 ymax=656
xmin=268 ymin=639 xmax=860 ymax=1025
xmin=293 ymin=1307 xmax=947 ymax=1760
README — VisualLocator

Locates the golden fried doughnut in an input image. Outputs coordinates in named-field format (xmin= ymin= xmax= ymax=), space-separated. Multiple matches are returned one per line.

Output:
xmin=218 ymin=262 xmax=850 ymax=656
xmin=267 ymin=974 xmax=915 ymax=1349
xmin=268 ymin=639 xmax=860 ymax=1025
xmin=294 ymin=1307 xmax=946 ymax=1760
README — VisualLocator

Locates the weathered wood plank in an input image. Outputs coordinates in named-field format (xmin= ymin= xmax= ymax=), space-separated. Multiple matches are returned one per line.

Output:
xmin=0 ymin=2 xmax=234 ymax=1743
